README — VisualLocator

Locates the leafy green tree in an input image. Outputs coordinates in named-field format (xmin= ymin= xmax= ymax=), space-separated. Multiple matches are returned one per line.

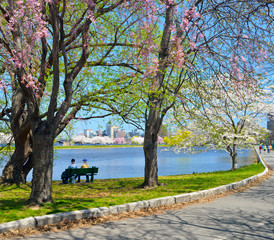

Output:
xmin=0 ymin=0 xmax=154 ymax=203
xmin=158 ymin=124 xmax=171 ymax=138
xmin=163 ymin=130 xmax=192 ymax=147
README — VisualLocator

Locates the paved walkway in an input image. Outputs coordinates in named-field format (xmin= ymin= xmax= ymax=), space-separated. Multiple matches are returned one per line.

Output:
xmin=23 ymin=151 xmax=274 ymax=240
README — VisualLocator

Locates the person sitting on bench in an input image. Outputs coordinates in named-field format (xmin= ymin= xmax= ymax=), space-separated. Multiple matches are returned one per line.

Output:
xmin=68 ymin=158 xmax=78 ymax=169
xmin=77 ymin=158 xmax=90 ymax=182
xmin=61 ymin=159 xmax=78 ymax=184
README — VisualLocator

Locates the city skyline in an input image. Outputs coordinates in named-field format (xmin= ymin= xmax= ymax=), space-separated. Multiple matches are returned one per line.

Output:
xmin=75 ymin=118 xmax=141 ymax=135
xmin=76 ymin=121 xmax=142 ymax=139
xmin=74 ymin=117 xmax=144 ymax=138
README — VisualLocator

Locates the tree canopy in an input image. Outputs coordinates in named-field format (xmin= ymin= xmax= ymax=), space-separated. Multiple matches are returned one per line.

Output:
xmin=0 ymin=0 xmax=159 ymax=202
xmin=0 ymin=0 xmax=273 ymax=201
xmin=170 ymin=75 xmax=272 ymax=168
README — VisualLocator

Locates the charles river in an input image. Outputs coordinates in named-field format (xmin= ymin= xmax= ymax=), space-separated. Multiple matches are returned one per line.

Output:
xmin=0 ymin=147 xmax=256 ymax=182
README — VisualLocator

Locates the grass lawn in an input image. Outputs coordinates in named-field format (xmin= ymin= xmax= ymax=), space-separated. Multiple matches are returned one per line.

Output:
xmin=54 ymin=144 xmax=143 ymax=150
xmin=1 ymin=144 xmax=159 ymax=152
xmin=54 ymin=145 xmax=171 ymax=150
xmin=0 ymin=163 xmax=265 ymax=224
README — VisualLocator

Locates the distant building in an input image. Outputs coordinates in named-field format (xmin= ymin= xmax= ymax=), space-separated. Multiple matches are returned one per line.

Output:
xmin=129 ymin=129 xmax=140 ymax=138
xmin=96 ymin=129 xmax=103 ymax=136
xmin=106 ymin=123 xmax=119 ymax=139
xmin=102 ymin=130 xmax=108 ymax=136
xmin=84 ymin=129 xmax=96 ymax=138
xmin=79 ymin=124 xmax=132 ymax=140
xmin=117 ymin=129 xmax=126 ymax=138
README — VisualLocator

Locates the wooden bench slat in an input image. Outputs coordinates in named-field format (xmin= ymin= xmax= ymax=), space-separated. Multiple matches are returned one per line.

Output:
xmin=61 ymin=167 xmax=99 ymax=184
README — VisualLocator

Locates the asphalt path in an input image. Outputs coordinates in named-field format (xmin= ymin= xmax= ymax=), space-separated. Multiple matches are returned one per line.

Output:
xmin=22 ymin=151 xmax=274 ymax=240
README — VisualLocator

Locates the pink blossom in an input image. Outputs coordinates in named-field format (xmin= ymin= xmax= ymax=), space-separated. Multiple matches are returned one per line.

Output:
xmin=176 ymin=95 xmax=185 ymax=104
xmin=157 ymin=136 xmax=163 ymax=144
xmin=85 ymin=0 xmax=95 ymax=8
xmin=114 ymin=138 xmax=125 ymax=144
xmin=189 ymin=41 xmax=197 ymax=50
xmin=241 ymin=56 xmax=247 ymax=62
xmin=0 ymin=79 xmax=6 ymax=90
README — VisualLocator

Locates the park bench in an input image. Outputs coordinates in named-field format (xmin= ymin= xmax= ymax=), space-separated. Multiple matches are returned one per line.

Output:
xmin=61 ymin=167 xmax=99 ymax=184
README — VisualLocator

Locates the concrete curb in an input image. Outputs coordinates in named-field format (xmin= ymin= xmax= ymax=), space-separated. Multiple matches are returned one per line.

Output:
xmin=0 ymin=147 xmax=269 ymax=233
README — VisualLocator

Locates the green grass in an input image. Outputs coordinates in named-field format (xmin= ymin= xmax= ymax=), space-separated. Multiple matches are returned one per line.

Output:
xmin=54 ymin=144 xmax=144 ymax=150
xmin=0 ymin=163 xmax=265 ymax=224
xmin=1 ymin=144 xmax=170 ymax=152
xmin=54 ymin=144 xmax=168 ymax=150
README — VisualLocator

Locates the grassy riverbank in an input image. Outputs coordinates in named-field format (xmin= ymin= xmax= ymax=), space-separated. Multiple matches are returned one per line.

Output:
xmin=0 ymin=162 xmax=265 ymax=224
xmin=54 ymin=144 xmax=169 ymax=149
xmin=1 ymin=144 xmax=162 ymax=152
xmin=54 ymin=144 xmax=144 ymax=150
xmin=0 ymin=145 xmax=142 ymax=151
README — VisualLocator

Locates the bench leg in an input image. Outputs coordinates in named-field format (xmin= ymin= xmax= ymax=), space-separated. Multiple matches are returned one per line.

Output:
xmin=69 ymin=176 xmax=76 ymax=184
xmin=62 ymin=177 xmax=68 ymax=184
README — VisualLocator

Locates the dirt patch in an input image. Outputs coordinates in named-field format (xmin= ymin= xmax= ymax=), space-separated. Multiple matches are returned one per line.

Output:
xmin=0 ymin=168 xmax=272 ymax=240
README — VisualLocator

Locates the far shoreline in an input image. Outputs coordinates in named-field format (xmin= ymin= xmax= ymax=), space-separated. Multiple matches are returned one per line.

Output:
xmin=54 ymin=144 xmax=168 ymax=150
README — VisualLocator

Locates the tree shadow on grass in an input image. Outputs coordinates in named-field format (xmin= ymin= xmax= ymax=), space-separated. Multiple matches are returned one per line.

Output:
xmin=0 ymin=199 xmax=27 ymax=211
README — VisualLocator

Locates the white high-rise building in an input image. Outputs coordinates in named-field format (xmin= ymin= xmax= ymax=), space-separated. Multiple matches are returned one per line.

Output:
xmin=106 ymin=123 xmax=119 ymax=139
xmin=84 ymin=129 xmax=96 ymax=138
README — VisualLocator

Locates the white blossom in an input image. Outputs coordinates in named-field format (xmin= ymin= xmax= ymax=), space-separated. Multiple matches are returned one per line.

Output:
xmin=131 ymin=136 xmax=144 ymax=145
xmin=0 ymin=133 xmax=12 ymax=144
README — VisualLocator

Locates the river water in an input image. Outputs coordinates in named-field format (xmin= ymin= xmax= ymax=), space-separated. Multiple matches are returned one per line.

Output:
xmin=0 ymin=147 xmax=255 ymax=181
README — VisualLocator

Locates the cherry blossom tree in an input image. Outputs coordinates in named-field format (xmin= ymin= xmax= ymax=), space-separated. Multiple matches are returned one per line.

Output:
xmin=172 ymin=75 xmax=273 ymax=169
xmin=157 ymin=136 xmax=163 ymax=144
xmin=0 ymin=132 xmax=12 ymax=145
xmin=0 ymin=0 xmax=272 ymax=198
xmin=0 ymin=0 xmax=156 ymax=203
xmin=114 ymin=137 xmax=125 ymax=144
xmin=72 ymin=134 xmax=92 ymax=145
xmin=119 ymin=0 xmax=273 ymax=187
xmin=89 ymin=136 xmax=114 ymax=145
xmin=131 ymin=136 xmax=144 ymax=145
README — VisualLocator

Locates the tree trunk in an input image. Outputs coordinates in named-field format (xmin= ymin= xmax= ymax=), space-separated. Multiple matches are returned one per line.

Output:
xmin=143 ymin=131 xmax=159 ymax=187
xmin=1 ymin=88 xmax=33 ymax=184
xmin=231 ymin=153 xmax=237 ymax=170
xmin=227 ymin=144 xmax=237 ymax=170
xmin=142 ymin=102 xmax=162 ymax=188
xmin=22 ymin=154 xmax=33 ymax=182
xmin=141 ymin=2 xmax=173 ymax=187
xmin=1 ymin=132 xmax=32 ymax=184
xmin=28 ymin=121 xmax=54 ymax=204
